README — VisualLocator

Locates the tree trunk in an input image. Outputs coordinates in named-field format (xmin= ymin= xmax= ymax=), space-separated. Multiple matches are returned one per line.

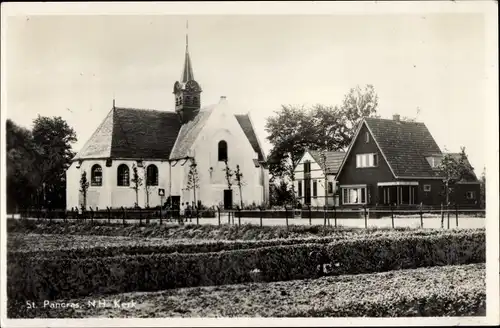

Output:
xmin=239 ymin=184 xmax=243 ymax=209
xmin=193 ymin=187 xmax=197 ymax=207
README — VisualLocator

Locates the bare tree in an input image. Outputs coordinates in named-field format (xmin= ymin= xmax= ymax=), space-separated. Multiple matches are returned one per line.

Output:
xmin=185 ymin=158 xmax=200 ymax=207
xmin=131 ymin=164 xmax=143 ymax=207
xmin=79 ymin=171 xmax=89 ymax=210
xmin=234 ymin=164 xmax=244 ymax=208
xmin=144 ymin=168 xmax=152 ymax=208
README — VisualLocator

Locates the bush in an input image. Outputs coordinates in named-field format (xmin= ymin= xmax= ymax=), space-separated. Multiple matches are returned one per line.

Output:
xmin=7 ymin=231 xmax=485 ymax=303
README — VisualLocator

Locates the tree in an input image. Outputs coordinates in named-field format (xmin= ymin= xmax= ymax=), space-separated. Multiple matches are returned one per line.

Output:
xmin=6 ymin=119 xmax=38 ymax=211
xmin=31 ymin=116 xmax=77 ymax=208
xmin=438 ymin=147 xmax=476 ymax=227
xmin=234 ymin=164 xmax=244 ymax=208
xmin=339 ymin=84 xmax=379 ymax=137
xmin=269 ymin=180 xmax=294 ymax=207
xmin=223 ymin=159 xmax=233 ymax=191
xmin=79 ymin=171 xmax=89 ymax=209
xmin=131 ymin=164 xmax=143 ymax=207
xmin=185 ymin=158 xmax=200 ymax=207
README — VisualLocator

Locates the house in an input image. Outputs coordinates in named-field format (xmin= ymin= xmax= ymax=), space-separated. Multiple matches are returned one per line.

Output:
xmin=294 ymin=150 xmax=346 ymax=207
xmin=335 ymin=114 xmax=480 ymax=208
xmin=66 ymin=32 xmax=269 ymax=210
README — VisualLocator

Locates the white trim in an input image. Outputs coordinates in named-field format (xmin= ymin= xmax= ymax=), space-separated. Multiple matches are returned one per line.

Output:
xmin=341 ymin=186 xmax=368 ymax=205
xmin=423 ymin=184 xmax=432 ymax=192
xmin=364 ymin=122 xmax=398 ymax=178
xmin=398 ymin=176 xmax=443 ymax=180
xmin=340 ymin=184 xmax=367 ymax=188
xmin=457 ymin=181 xmax=481 ymax=185
xmin=377 ymin=181 xmax=419 ymax=186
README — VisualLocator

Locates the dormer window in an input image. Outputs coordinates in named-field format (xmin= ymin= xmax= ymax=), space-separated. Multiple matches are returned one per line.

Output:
xmin=426 ymin=156 xmax=442 ymax=169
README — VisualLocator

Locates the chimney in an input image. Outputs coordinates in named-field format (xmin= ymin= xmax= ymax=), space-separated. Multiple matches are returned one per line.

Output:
xmin=393 ymin=114 xmax=400 ymax=122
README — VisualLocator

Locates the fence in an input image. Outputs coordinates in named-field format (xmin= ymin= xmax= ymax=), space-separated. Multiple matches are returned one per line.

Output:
xmin=12 ymin=203 xmax=485 ymax=229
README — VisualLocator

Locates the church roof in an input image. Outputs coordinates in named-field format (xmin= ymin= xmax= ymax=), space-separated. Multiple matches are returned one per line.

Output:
xmin=74 ymin=106 xmax=267 ymax=162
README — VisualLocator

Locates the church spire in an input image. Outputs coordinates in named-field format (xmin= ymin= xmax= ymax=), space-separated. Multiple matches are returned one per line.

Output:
xmin=181 ymin=20 xmax=194 ymax=83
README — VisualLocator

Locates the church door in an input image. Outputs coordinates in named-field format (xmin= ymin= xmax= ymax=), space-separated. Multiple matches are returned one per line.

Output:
xmin=223 ymin=189 xmax=233 ymax=210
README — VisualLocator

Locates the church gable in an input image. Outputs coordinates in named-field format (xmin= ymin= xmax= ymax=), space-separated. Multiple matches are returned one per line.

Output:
xmin=73 ymin=109 xmax=114 ymax=160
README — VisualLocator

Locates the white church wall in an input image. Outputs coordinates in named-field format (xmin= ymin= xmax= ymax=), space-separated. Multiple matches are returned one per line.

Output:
xmin=190 ymin=98 xmax=267 ymax=208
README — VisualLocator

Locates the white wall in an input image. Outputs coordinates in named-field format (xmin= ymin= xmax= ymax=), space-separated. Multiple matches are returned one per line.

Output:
xmin=294 ymin=151 xmax=339 ymax=207
xmin=188 ymin=98 xmax=267 ymax=207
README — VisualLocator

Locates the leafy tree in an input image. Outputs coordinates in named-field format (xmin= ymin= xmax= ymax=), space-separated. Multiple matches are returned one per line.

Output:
xmin=79 ymin=171 xmax=89 ymax=209
xmin=131 ymin=164 xmax=143 ymax=207
xmin=144 ymin=168 xmax=152 ymax=208
xmin=234 ymin=164 xmax=244 ymax=208
xmin=6 ymin=120 xmax=38 ymax=211
xmin=265 ymin=85 xmax=379 ymax=188
xmin=438 ymin=147 xmax=476 ymax=227
xmin=185 ymin=158 xmax=200 ymax=207
xmin=480 ymin=167 xmax=486 ymax=209
xmin=269 ymin=180 xmax=294 ymax=207
xmin=31 ymin=116 xmax=77 ymax=208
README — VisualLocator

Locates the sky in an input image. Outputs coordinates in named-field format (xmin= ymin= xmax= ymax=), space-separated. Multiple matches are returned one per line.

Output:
xmin=3 ymin=5 xmax=494 ymax=176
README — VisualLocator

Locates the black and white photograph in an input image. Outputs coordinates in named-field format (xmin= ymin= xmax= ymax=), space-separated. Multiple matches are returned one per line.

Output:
xmin=1 ymin=1 xmax=498 ymax=326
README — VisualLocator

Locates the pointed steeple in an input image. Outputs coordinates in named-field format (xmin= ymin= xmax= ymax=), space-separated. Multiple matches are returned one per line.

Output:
xmin=181 ymin=20 xmax=194 ymax=83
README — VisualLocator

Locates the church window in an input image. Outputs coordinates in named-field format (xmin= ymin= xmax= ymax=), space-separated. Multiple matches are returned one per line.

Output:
xmin=146 ymin=164 xmax=159 ymax=186
xmin=91 ymin=164 xmax=102 ymax=186
xmin=117 ymin=164 xmax=130 ymax=186
xmin=218 ymin=140 xmax=228 ymax=162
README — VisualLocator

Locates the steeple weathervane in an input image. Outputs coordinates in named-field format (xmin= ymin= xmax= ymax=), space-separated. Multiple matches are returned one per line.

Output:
xmin=181 ymin=20 xmax=194 ymax=83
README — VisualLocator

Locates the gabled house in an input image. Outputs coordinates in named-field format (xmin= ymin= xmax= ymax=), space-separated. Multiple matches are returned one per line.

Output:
xmin=294 ymin=150 xmax=346 ymax=207
xmin=335 ymin=114 xmax=480 ymax=208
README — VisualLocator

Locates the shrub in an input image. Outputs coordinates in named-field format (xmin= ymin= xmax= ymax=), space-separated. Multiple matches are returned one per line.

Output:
xmin=7 ymin=231 xmax=485 ymax=303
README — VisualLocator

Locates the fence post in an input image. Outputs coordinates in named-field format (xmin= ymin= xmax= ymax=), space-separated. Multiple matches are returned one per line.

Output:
xmin=228 ymin=210 xmax=231 ymax=225
xmin=121 ymin=206 xmax=126 ymax=225
xmin=196 ymin=207 xmax=199 ymax=226
xmin=259 ymin=207 xmax=263 ymax=227
xmin=334 ymin=205 xmax=337 ymax=228
xmin=107 ymin=207 xmax=111 ymax=224
xmin=446 ymin=203 xmax=450 ymax=229
xmin=308 ymin=205 xmax=312 ymax=226
xmin=419 ymin=203 xmax=423 ymax=228
xmin=285 ymin=206 xmax=289 ymax=229
xmin=238 ymin=207 xmax=241 ymax=226
xmin=390 ymin=203 xmax=394 ymax=229
xmin=440 ymin=203 xmax=444 ymax=228
xmin=217 ymin=207 xmax=221 ymax=227
xmin=323 ymin=205 xmax=327 ymax=227
xmin=455 ymin=203 xmax=459 ymax=228
xmin=89 ymin=207 xmax=94 ymax=224
xmin=363 ymin=205 xmax=367 ymax=229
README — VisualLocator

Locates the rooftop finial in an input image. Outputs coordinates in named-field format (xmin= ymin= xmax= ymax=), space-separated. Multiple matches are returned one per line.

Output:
xmin=186 ymin=20 xmax=189 ymax=51
xmin=181 ymin=20 xmax=194 ymax=83
xmin=112 ymin=92 xmax=116 ymax=109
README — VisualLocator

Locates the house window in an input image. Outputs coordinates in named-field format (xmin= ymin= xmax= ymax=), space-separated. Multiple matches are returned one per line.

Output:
xmin=423 ymin=184 xmax=431 ymax=192
xmin=365 ymin=132 xmax=370 ymax=143
xmin=298 ymin=181 xmax=302 ymax=198
xmin=304 ymin=161 xmax=311 ymax=175
xmin=146 ymin=164 xmax=159 ymax=186
xmin=218 ymin=140 xmax=228 ymax=162
xmin=313 ymin=180 xmax=317 ymax=198
xmin=342 ymin=187 xmax=367 ymax=205
xmin=91 ymin=164 xmax=102 ymax=186
xmin=356 ymin=153 xmax=378 ymax=168
xmin=466 ymin=191 xmax=476 ymax=200
xmin=328 ymin=182 xmax=333 ymax=194
xmin=117 ymin=164 xmax=130 ymax=186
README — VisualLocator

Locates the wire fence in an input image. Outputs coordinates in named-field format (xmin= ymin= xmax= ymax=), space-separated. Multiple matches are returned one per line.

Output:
xmin=10 ymin=204 xmax=485 ymax=229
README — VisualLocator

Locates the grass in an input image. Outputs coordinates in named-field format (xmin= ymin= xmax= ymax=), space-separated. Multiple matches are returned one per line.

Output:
xmin=9 ymin=263 xmax=485 ymax=318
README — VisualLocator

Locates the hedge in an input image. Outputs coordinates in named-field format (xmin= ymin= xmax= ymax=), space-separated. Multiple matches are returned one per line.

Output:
xmin=7 ymin=263 xmax=485 ymax=318
xmin=8 ymin=229 xmax=481 ymax=260
xmin=7 ymin=231 xmax=485 ymax=303
xmin=8 ymin=218 xmax=483 ymax=241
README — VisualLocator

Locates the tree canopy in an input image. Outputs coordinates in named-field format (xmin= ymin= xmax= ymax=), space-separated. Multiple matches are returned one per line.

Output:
xmin=6 ymin=116 xmax=77 ymax=211
xmin=265 ymin=84 xmax=379 ymax=182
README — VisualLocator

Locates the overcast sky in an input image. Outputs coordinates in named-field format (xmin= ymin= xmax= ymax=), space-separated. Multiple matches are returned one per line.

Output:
xmin=3 ymin=5 xmax=495 ymax=175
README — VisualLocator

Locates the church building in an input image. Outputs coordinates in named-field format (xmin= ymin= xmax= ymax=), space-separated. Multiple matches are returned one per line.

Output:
xmin=66 ymin=31 xmax=269 ymax=210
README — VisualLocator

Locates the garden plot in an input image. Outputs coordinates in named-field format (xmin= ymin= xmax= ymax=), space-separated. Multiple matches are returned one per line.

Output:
xmin=11 ymin=263 xmax=485 ymax=318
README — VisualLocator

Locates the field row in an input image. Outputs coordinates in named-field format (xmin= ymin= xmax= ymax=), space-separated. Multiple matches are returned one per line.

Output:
xmin=7 ymin=219 xmax=485 ymax=241
xmin=8 ymin=230 xmax=485 ymax=302
xmin=8 ymin=228 xmax=483 ymax=259
xmin=9 ymin=263 xmax=485 ymax=318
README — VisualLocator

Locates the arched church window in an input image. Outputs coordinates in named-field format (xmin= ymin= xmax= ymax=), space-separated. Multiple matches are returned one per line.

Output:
xmin=117 ymin=164 xmax=130 ymax=186
xmin=194 ymin=96 xmax=199 ymax=106
xmin=146 ymin=164 xmax=159 ymax=186
xmin=91 ymin=164 xmax=102 ymax=186
xmin=218 ymin=140 xmax=228 ymax=162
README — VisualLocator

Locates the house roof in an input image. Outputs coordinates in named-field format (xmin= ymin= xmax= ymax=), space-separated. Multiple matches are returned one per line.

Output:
xmin=363 ymin=117 xmax=443 ymax=178
xmin=235 ymin=114 xmax=266 ymax=162
xmin=308 ymin=150 xmax=346 ymax=174
xmin=74 ymin=106 xmax=267 ymax=162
